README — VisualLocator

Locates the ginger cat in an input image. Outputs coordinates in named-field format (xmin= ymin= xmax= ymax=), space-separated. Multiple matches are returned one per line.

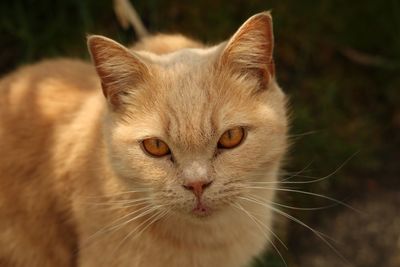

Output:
xmin=0 ymin=8 xmax=288 ymax=267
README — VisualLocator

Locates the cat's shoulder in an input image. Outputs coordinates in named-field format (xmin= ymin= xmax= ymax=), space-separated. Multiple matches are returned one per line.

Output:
xmin=0 ymin=58 xmax=98 ymax=91
xmin=0 ymin=58 xmax=100 ymax=115
xmin=0 ymin=58 xmax=102 ymax=133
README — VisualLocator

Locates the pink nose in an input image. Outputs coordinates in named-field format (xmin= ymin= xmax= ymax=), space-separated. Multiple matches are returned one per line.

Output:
xmin=182 ymin=180 xmax=213 ymax=197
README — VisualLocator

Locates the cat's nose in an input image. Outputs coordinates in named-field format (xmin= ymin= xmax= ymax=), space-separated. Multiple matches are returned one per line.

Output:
xmin=182 ymin=180 xmax=213 ymax=197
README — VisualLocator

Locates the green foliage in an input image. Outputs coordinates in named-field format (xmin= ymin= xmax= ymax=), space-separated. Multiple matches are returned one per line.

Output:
xmin=252 ymin=253 xmax=287 ymax=267
xmin=0 ymin=1 xmax=399 ymax=266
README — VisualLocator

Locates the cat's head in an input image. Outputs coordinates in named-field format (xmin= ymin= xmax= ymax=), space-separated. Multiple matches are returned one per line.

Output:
xmin=88 ymin=12 xmax=288 ymax=220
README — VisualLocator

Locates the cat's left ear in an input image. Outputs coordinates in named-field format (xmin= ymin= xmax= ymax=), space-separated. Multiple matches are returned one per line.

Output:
xmin=87 ymin=35 xmax=149 ymax=109
xmin=219 ymin=12 xmax=275 ymax=89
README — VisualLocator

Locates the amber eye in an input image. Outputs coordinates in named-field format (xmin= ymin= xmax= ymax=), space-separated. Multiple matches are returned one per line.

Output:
xmin=218 ymin=127 xmax=245 ymax=149
xmin=142 ymin=138 xmax=171 ymax=157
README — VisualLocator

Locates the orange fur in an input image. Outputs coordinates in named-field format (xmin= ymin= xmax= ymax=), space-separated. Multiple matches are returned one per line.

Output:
xmin=0 ymin=12 xmax=288 ymax=267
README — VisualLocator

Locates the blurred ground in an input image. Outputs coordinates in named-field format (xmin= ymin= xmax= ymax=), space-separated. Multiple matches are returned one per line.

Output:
xmin=295 ymin=191 xmax=400 ymax=267
xmin=0 ymin=1 xmax=399 ymax=266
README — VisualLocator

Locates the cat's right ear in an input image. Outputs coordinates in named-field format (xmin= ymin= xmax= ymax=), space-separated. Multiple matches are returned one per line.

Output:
xmin=218 ymin=12 xmax=275 ymax=90
xmin=87 ymin=35 xmax=149 ymax=109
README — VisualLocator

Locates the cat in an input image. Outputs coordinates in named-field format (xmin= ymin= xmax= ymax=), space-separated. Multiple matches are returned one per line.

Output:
xmin=0 ymin=4 xmax=288 ymax=267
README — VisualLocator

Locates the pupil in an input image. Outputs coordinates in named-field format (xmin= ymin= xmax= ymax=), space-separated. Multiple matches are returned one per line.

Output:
xmin=155 ymin=139 xmax=160 ymax=148
xmin=227 ymin=130 xmax=232 ymax=140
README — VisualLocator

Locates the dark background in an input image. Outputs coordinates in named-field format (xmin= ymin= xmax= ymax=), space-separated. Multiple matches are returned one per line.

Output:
xmin=1 ymin=1 xmax=399 ymax=266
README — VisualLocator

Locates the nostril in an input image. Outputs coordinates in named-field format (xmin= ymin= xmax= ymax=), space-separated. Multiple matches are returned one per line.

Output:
xmin=202 ymin=180 xmax=213 ymax=189
xmin=182 ymin=184 xmax=194 ymax=191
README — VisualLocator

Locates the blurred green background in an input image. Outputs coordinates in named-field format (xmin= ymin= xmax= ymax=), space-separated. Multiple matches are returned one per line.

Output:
xmin=0 ymin=0 xmax=399 ymax=266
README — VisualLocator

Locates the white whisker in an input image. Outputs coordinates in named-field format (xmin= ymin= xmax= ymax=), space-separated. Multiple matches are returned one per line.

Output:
xmin=80 ymin=203 xmax=155 ymax=248
xmin=288 ymin=130 xmax=320 ymax=139
xmin=111 ymin=208 xmax=167 ymax=260
xmin=83 ymin=189 xmax=153 ymax=200
xmin=85 ymin=197 xmax=153 ymax=207
xmin=250 ymin=195 xmax=337 ymax=211
xmin=231 ymin=203 xmax=287 ymax=267
xmin=239 ymin=196 xmax=350 ymax=265
xmin=107 ymin=204 xmax=166 ymax=233
xmin=243 ymin=186 xmax=361 ymax=213
xmin=280 ymin=159 xmax=315 ymax=182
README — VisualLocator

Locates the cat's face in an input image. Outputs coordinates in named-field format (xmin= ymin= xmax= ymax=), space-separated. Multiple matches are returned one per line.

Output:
xmin=89 ymin=12 xmax=288 ymax=220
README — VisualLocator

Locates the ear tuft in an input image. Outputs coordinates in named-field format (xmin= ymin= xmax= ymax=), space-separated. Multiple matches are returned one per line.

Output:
xmin=87 ymin=35 xmax=149 ymax=109
xmin=220 ymin=12 xmax=275 ymax=89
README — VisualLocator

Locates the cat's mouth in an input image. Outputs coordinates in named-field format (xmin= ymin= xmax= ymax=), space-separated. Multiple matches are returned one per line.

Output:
xmin=191 ymin=200 xmax=212 ymax=217
xmin=171 ymin=190 xmax=234 ymax=219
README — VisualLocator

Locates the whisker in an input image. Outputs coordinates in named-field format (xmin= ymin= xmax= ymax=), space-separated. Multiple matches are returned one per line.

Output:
xmin=247 ymin=152 xmax=358 ymax=187
xmin=280 ymin=159 xmax=315 ymax=182
xmin=239 ymin=196 xmax=350 ymax=265
xmin=273 ymin=152 xmax=359 ymax=185
xmin=243 ymin=186 xmax=361 ymax=213
xmin=250 ymin=195 xmax=338 ymax=211
xmin=86 ymin=200 xmax=155 ymax=214
xmin=107 ymin=204 xmax=166 ymax=233
xmin=80 ymin=203 xmax=155 ymax=248
xmin=288 ymin=130 xmax=320 ymax=139
xmin=236 ymin=203 xmax=288 ymax=250
xmin=111 ymin=208 xmax=167 ymax=259
xmin=83 ymin=189 xmax=153 ymax=200
xmin=135 ymin=209 xmax=170 ymax=238
xmin=231 ymin=203 xmax=287 ymax=267
xmin=85 ymin=197 xmax=153 ymax=207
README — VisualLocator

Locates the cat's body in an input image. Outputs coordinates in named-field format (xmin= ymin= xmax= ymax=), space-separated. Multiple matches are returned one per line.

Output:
xmin=0 ymin=11 xmax=288 ymax=267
